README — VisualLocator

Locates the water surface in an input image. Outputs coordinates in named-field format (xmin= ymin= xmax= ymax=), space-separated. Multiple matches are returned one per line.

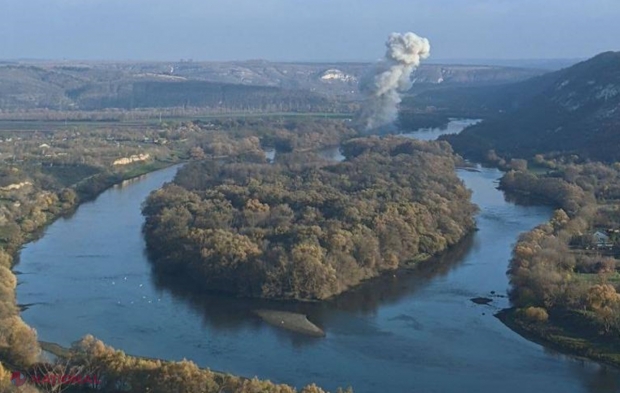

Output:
xmin=17 ymin=121 xmax=620 ymax=393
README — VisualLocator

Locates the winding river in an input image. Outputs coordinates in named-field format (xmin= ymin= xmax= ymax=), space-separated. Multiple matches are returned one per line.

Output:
xmin=16 ymin=120 xmax=620 ymax=393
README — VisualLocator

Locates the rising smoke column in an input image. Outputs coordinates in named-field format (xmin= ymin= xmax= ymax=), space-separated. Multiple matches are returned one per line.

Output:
xmin=359 ymin=32 xmax=431 ymax=131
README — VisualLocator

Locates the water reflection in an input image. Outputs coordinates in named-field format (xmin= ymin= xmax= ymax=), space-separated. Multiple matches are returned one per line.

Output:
xmin=571 ymin=362 xmax=620 ymax=393
xmin=115 ymin=174 xmax=149 ymax=189
xmin=150 ymin=233 xmax=475 ymax=341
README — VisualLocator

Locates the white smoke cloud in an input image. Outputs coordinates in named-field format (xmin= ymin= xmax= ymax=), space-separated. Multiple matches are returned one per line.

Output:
xmin=358 ymin=32 xmax=431 ymax=131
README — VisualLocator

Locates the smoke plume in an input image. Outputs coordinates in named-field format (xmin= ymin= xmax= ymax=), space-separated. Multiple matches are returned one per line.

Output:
xmin=358 ymin=32 xmax=431 ymax=131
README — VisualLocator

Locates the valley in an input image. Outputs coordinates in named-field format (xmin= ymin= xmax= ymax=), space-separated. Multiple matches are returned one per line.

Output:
xmin=1 ymin=52 xmax=620 ymax=393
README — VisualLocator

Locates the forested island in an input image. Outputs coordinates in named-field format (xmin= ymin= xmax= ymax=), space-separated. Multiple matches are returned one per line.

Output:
xmin=142 ymin=136 xmax=477 ymax=300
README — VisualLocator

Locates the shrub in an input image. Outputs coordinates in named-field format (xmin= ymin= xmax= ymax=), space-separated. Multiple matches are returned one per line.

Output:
xmin=522 ymin=306 xmax=549 ymax=322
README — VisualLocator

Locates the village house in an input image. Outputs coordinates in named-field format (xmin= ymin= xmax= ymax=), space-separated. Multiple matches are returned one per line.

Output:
xmin=593 ymin=230 xmax=614 ymax=249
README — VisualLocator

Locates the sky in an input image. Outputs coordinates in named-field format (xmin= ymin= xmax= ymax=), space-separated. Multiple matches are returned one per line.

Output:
xmin=1 ymin=0 xmax=619 ymax=62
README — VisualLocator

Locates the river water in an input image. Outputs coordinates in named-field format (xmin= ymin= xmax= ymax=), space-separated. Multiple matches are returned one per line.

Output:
xmin=16 ymin=120 xmax=620 ymax=392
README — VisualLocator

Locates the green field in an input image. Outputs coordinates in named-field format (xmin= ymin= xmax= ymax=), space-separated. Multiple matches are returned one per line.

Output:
xmin=0 ymin=112 xmax=353 ymax=132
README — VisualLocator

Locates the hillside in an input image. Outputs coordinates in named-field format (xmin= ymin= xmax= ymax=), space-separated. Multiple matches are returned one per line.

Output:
xmin=440 ymin=52 xmax=620 ymax=162
xmin=0 ymin=60 xmax=542 ymax=112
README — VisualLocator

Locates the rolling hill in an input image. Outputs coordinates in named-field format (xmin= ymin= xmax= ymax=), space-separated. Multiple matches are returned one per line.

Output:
xmin=0 ymin=60 xmax=542 ymax=111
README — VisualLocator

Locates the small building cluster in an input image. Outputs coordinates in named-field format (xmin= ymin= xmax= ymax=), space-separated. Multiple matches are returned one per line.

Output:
xmin=113 ymin=153 xmax=151 ymax=166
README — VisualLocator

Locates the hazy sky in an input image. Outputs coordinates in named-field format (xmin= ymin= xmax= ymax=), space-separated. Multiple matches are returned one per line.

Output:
xmin=1 ymin=0 xmax=619 ymax=62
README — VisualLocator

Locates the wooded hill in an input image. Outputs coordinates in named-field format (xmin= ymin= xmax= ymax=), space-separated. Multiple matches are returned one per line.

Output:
xmin=436 ymin=52 xmax=620 ymax=162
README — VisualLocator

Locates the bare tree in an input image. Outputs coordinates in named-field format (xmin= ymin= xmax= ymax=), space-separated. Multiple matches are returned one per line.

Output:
xmin=26 ymin=358 xmax=100 ymax=393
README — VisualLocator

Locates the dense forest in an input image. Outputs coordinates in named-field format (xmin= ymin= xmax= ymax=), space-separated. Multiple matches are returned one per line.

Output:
xmin=142 ymin=137 xmax=477 ymax=300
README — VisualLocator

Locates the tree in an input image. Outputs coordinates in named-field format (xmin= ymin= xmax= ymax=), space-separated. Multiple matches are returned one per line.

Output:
xmin=0 ymin=317 xmax=40 ymax=366
xmin=509 ymin=158 xmax=528 ymax=171
xmin=0 ymin=250 xmax=12 ymax=268
xmin=586 ymin=284 xmax=620 ymax=333
xmin=522 ymin=306 xmax=549 ymax=322
xmin=27 ymin=358 xmax=93 ymax=393
xmin=59 ymin=188 xmax=77 ymax=206
xmin=0 ymin=362 xmax=11 ymax=392
xmin=189 ymin=146 xmax=206 ymax=160
xmin=550 ymin=209 xmax=570 ymax=230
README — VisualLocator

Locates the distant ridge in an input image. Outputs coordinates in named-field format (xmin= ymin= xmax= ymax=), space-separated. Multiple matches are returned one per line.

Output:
xmin=0 ymin=61 xmax=542 ymax=111
xmin=427 ymin=58 xmax=582 ymax=70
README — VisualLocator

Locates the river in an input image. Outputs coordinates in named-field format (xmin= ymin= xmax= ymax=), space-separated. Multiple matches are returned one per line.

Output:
xmin=16 ymin=119 xmax=620 ymax=393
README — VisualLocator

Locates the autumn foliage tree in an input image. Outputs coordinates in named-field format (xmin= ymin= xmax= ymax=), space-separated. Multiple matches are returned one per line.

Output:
xmin=143 ymin=137 xmax=477 ymax=300
xmin=68 ymin=335 xmax=348 ymax=393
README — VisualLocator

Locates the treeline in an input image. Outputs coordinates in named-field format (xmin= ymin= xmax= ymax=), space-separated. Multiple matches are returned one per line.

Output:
xmin=505 ymin=160 xmax=620 ymax=352
xmin=499 ymin=170 xmax=593 ymax=215
xmin=509 ymin=208 xmax=620 ymax=336
xmin=55 ymin=79 xmax=348 ymax=113
xmin=0 ymin=162 xmax=152 ymax=374
xmin=67 ymin=335 xmax=350 ymax=393
xmin=0 ymin=335 xmax=347 ymax=393
xmin=143 ymin=137 xmax=477 ymax=300
xmin=0 ymin=167 xmax=79 ymax=369
xmin=192 ymin=117 xmax=356 ymax=153
xmin=0 ymin=249 xmax=40 ymax=368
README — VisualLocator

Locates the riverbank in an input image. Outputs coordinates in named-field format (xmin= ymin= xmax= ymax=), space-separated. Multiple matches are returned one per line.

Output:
xmin=14 ymin=159 xmax=183 ymax=260
xmin=17 ymin=121 xmax=619 ymax=392
xmin=35 ymin=338 xmax=331 ymax=393
xmin=496 ymin=308 xmax=620 ymax=369
xmin=2 ymin=159 xmax=183 ymax=371
xmin=39 ymin=341 xmax=233 ymax=378
xmin=488 ymin=160 xmax=620 ymax=371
